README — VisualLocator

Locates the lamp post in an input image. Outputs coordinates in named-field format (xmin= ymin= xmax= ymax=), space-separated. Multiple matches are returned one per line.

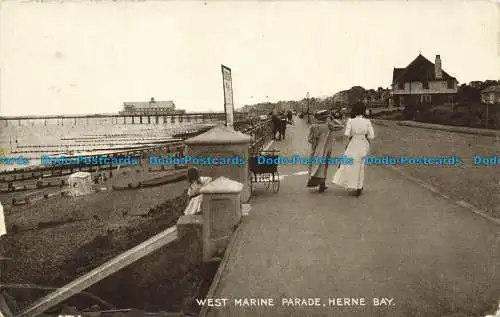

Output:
xmin=486 ymin=102 xmax=489 ymax=129
xmin=306 ymin=92 xmax=310 ymax=124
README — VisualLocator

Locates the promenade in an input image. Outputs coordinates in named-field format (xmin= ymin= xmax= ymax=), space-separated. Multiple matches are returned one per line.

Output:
xmin=203 ymin=118 xmax=500 ymax=317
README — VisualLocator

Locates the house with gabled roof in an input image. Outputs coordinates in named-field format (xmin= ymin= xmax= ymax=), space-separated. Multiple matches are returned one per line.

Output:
xmin=481 ymin=85 xmax=500 ymax=104
xmin=391 ymin=54 xmax=458 ymax=108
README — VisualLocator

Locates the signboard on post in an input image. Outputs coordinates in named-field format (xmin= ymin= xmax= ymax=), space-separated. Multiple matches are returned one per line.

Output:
xmin=221 ymin=65 xmax=234 ymax=128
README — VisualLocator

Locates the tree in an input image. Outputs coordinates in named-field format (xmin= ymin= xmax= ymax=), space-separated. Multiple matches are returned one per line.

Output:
xmin=457 ymin=84 xmax=481 ymax=104
xmin=348 ymin=86 xmax=366 ymax=105
xmin=482 ymin=80 xmax=498 ymax=90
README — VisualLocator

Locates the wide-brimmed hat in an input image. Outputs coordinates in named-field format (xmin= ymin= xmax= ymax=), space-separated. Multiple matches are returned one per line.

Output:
xmin=314 ymin=110 xmax=329 ymax=121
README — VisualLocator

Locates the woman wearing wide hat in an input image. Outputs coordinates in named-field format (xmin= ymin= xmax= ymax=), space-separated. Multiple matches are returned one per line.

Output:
xmin=332 ymin=102 xmax=375 ymax=196
xmin=307 ymin=110 xmax=344 ymax=192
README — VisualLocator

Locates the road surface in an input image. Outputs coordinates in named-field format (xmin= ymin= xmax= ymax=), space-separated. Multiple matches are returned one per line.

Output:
xmin=204 ymin=118 xmax=500 ymax=317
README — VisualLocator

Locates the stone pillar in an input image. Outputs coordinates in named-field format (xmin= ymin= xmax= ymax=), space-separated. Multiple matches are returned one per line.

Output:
xmin=199 ymin=176 xmax=242 ymax=261
xmin=176 ymin=214 xmax=204 ymax=263
xmin=184 ymin=125 xmax=251 ymax=202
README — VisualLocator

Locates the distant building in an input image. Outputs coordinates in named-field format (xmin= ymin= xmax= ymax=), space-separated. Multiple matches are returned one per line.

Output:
xmin=391 ymin=54 xmax=458 ymax=108
xmin=119 ymin=97 xmax=180 ymax=115
xmin=363 ymin=88 xmax=391 ymax=107
xmin=481 ymin=85 xmax=500 ymax=104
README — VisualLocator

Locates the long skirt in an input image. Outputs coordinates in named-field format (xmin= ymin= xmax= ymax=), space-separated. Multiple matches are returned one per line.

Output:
xmin=332 ymin=135 xmax=369 ymax=189
xmin=308 ymin=152 xmax=330 ymax=187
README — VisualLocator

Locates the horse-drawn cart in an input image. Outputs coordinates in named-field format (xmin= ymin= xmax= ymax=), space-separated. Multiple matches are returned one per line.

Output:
xmin=248 ymin=150 xmax=280 ymax=194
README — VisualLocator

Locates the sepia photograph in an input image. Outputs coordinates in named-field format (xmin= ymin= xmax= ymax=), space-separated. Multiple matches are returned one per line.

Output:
xmin=0 ymin=0 xmax=499 ymax=316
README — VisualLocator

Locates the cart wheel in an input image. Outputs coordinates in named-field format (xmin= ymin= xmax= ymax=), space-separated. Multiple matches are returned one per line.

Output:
xmin=264 ymin=173 xmax=271 ymax=192
xmin=273 ymin=172 xmax=280 ymax=192
xmin=247 ymin=170 xmax=253 ymax=200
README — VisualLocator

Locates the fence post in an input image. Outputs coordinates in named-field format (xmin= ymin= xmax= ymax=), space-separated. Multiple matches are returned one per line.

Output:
xmin=184 ymin=125 xmax=251 ymax=203
xmin=199 ymin=176 xmax=242 ymax=261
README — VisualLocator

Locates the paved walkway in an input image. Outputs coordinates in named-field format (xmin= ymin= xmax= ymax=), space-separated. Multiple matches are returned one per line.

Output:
xmin=205 ymin=118 xmax=500 ymax=317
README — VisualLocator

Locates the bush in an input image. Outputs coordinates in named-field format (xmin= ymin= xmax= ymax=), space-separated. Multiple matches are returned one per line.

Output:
xmin=492 ymin=112 xmax=500 ymax=129
xmin=429 ymin=106 xmax=453 ymax=124
xmin=449 ymin=113 xmax=470 ymax=127
xmin=411 ymin=103 xmax=500 ymax=129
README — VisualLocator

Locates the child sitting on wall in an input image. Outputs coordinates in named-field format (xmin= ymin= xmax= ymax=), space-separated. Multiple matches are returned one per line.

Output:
xmin=184 ymin=168 xmax=212 ymax=215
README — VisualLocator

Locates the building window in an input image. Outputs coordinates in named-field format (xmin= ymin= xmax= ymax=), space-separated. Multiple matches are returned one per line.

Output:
xmin=447 ymin=80 xmax=454 ymax=89
xmin=422 ymin=81 xmax=429 ymax=89
xmin=398 ymin=82 xmax=404 ymax=90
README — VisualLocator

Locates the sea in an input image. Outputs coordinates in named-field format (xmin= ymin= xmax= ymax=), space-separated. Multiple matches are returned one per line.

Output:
xmin=0 ymin=117 xmax=220 ymax=171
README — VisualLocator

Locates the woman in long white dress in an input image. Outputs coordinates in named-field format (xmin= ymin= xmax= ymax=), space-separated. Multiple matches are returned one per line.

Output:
xmin=332 ymin=103 xmax=375 ymax=196
xmin=184 ymin=168 xmax=212 ymax=215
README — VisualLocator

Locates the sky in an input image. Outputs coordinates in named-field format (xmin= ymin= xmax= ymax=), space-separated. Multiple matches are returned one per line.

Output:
xmin=0 ymin=0 xmax=499 ymax=116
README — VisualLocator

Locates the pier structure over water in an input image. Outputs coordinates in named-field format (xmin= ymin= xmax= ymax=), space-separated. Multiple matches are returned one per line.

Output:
xmin=0 ymin=112 xmax=237 ymax=127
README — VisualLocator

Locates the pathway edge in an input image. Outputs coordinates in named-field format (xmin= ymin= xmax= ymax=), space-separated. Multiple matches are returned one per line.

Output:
xmin=384 ymin=165 xmax=500 ymax=225
xmin=197 ymin=212 xmax=247 ymax=317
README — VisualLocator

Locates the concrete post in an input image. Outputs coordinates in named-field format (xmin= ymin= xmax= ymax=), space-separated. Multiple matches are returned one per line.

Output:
xmin=177 ymin=214 xmax=204 ymax=264
xmin=184 ymin=125 xmax=251 ymax=202
xmin=199 ymin=176 xmax=242 ymax=261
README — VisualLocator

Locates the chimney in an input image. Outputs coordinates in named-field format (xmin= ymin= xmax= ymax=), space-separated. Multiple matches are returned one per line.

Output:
xmin=435 ymin=55 xmax=442 ymax=79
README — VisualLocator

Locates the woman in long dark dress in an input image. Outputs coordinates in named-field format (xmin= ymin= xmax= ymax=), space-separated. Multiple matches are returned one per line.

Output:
xmin=307 ymin=110 xmax=344 ymax=192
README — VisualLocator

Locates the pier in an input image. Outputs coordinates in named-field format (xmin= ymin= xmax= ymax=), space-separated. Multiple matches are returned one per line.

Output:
xmin=0 ymin=112 xmax=232 ymax=128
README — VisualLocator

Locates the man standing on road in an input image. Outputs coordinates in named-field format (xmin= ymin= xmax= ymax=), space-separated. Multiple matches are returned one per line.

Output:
xmin=271 ymin=109 xmax=280 ymax=140
xmin=279 ymin=113 xmax=288 ymax=140
xmin=287 ymin=109 xmax=293 ymax=125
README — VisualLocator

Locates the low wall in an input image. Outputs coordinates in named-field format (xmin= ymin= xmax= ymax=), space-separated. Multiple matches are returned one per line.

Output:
xmin=397 ymin=120 xmax=500 ymax=137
